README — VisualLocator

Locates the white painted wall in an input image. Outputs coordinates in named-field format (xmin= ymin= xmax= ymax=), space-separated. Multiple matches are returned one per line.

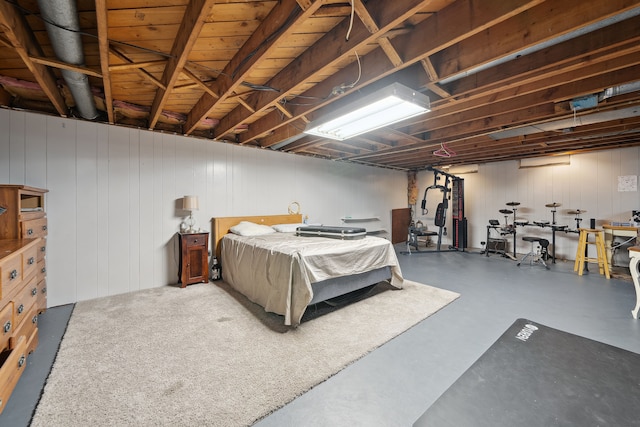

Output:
xmin=0 ymin=110 xmax=406 ymax=307
xmin=416 ymin=150 xmax=640 ymax=262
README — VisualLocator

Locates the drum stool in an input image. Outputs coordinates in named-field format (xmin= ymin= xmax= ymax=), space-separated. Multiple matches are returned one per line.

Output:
xmin=517 ymin=236 xmax=550 ymax=269
xmin=574 ymin=228 xmax=609 ymax=279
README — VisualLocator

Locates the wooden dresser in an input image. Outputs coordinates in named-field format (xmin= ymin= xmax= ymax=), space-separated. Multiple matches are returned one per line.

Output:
xmin=0 ymin=185 xmax=47 ymax=313
xmin=0 ymin=185 xmax=48 ymax=414
xmin=0 ymin=238 xmax=41 ymax=414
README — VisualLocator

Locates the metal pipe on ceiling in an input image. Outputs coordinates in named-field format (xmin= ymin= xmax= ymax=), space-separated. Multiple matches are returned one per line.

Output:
xmin=36 ymin=0 xmax=98 ymax=119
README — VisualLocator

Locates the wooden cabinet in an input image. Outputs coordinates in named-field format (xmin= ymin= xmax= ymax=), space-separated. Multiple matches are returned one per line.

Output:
xmin=0 ymin=185 xmax=48 ymax=314
xmin=178 ymin=232 xmax=209 ymax=287
xmin=0 ymin=238 xmax=41 ymax=415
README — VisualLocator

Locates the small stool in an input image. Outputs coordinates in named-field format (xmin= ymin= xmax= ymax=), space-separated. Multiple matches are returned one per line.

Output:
xmin=574 ymin=228 xmax=610 ymax=279
xmin=628 ymin=246 xmax=640 ymax=319
xmin=517 ymin=236 xmax=549 ymax=269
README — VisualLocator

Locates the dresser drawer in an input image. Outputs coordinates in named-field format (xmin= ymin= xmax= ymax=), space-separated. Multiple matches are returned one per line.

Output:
xmin=0 ymin=254 xmax=22 ymax=299
xmin=37 ymin=278 xmax=47 ymax=313
xmin=0 ymin=335 xmax=27 ymax=415
xmin=37 ymin=242 xmax=46 ymax=262
xmin=12 ymin=303 xmax=38 ymax=354
xmin=12 ymin=276 xmax=37 ymax=329
xmin=22 ymin=243 xmax=38 ymax=280
xmin=0 ymin=303 xmax=12 ymax=352
xmin=21 ymin=218 xmax=48 ymax=238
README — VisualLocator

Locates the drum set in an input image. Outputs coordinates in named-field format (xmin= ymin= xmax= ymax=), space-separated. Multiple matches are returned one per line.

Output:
xmin=485 ymin=202 xmax=587 ymax=263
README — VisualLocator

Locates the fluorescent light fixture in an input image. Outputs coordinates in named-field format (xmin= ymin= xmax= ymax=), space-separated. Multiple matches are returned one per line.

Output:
xmin=304 ymin=83 xmax=430 ymax=141
xmin=519 ymin=155 xmax=571 ymax=169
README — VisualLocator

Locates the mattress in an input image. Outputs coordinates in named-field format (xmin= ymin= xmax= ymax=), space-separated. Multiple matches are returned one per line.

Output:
xmin=221 ymin=232 xmax=403 ymax=325
xmin=296 ymin=225 xmax=367 ymax=240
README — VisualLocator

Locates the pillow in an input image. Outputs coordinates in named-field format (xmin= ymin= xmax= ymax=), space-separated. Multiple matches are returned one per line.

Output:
xmin=229 ymin=221 xmax=276 ymax=236
xmin=272 ymin=223 xmax=306 ymax=233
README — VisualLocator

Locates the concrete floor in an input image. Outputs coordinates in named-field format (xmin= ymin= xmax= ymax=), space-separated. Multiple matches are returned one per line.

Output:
xmin=2 ymin=246 xmax=639 ymax=426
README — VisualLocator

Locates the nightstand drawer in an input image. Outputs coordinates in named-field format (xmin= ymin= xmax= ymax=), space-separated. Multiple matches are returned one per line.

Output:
xmin=183 ymin=233 xmax=207 ymax=246
xmin=21 ymin=218 xmax=48 ymax=238
xmin=0 ymin=335 xmax=27 ymax=415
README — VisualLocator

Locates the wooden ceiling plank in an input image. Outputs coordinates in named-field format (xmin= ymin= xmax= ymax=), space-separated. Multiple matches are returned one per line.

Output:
xmin=0 ymin=0 xmax=68 ymax=116
xmin=412 ymin=57 xmax=640 ymax=136
xmin=430 ymin=0 xmax=640 ymax=81
xmin=109 ymin=60 xmax=168 ymax=72
xmin=95 ymin=0 xmax=114 ymax=123
xmin=148 ymin=0 xmax=217 ymax=129
xmin=184 ymin=0 xmax=325 ymax=134
xmin=109 ymin=47 xmax=166 ymax=90
xmin=29 ymin=56 xmax=103 ymax=78
xmin=444 ymin=15 xmax=640 ymax=100
xmin=181 ymin=68 xmax=218 ymax=99
xmin=216 ymin=0 xmax=435 ymax=140
xmin=238 ymin=0 xmax=544 ymax=145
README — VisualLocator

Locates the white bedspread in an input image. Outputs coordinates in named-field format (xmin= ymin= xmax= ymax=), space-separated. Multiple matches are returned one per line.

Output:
xmin=221 ymin=233 xmax=403 ymax=325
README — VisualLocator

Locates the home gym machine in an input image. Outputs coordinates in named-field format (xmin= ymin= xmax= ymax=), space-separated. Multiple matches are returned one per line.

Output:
xmin=404 ymin=167 xmax=467 ymax=254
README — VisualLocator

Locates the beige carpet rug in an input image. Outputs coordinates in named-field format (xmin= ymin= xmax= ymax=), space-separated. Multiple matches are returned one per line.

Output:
xmin=31 ymin=280 xmax=459 ymax=427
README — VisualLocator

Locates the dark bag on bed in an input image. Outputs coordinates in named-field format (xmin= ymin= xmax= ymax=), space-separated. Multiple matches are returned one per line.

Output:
xmin=295 ymin=225 xmax=367 ymax=240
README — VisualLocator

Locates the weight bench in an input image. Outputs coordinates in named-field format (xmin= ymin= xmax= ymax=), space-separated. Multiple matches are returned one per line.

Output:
xmin=407 ymin=225 xmax=438 ymax=253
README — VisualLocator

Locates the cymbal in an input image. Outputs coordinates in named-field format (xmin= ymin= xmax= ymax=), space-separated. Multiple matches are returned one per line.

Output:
xmin=545 ymin=202 xmax=561 ymax=208
xmin=568 ymin=209 xmax=586 ymax=215
xmin=506 ymin=201 xmax=520 ymax=206
xmin=499 ymin=209 xmax=513 ymax=214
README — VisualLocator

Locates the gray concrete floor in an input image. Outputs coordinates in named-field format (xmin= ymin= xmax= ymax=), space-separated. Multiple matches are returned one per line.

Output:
xmin=2 ymin=247 xmax=638 ymax=426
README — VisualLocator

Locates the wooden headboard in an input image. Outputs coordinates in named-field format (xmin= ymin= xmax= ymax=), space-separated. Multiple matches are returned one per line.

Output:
xmin=212 ymin=214 xmax=303 ymax=258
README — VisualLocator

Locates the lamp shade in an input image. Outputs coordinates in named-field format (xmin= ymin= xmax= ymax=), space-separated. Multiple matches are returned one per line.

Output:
xmin=182 ymin=195 xmax=199 ymax=211
xmin=304 ymin=83 xmax=430 ymax=141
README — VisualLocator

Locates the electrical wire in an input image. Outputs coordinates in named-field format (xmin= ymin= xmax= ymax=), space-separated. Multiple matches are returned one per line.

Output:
xmin=345 ymin=0 xmax=355 ymax=41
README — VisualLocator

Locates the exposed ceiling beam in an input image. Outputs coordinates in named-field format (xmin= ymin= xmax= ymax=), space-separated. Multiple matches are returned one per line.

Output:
xmin=184 ymin=0 xmax=325 ymax=134
xmin=148 ymin=0 xmax=216 ymax=129
xmin=0 ymin=0 xmax=68 ymax=116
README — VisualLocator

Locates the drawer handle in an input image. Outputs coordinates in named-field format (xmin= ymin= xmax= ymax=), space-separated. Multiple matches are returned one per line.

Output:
xmin=3 ymin=320 xmax=10 ymax=334
xmin=32 ymin=287 xmax=38 ymax=296
xmin=28 ymin=257 xmax=35 ymax=265
xmin=32 ymin=315 xmax=38 ymax=324
xmin=17 ymin=304 xmax=24 ymax=314
xmin=10 ymin=269 xmax=18 ymax=280
xmin=42 ymin=287 xmax=47 ymax=294
xmin=42 ymin=225 xmax=47 ymax=231
xmin=27 ymin=228 xmax=33 ymax=235
xmin=18 ymin=355 xmax=25 ymax=368
xmin=41 ymin=246 xmax=46 ymax=252
xmin=41 ymin=267 xmax=46 ymax=274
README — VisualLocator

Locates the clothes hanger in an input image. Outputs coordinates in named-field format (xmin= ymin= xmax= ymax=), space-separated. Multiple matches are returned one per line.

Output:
xmin=433 ymin=143 xmax=456 ymax=158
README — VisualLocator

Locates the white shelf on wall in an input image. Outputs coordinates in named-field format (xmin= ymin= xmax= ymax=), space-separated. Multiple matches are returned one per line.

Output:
xmin=340 ymin=216 xmax=386 ymax=235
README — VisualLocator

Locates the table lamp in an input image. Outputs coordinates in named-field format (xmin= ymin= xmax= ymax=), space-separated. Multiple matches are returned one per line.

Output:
xmin=182 ymin=195 xmax=199 ymax=232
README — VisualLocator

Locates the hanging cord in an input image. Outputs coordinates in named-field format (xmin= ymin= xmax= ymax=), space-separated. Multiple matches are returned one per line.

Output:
xmin=346 ymin=0 xmax=355 ymax=41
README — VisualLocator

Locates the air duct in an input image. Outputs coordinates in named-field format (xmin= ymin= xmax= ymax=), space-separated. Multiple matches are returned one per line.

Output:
xmin=37 ymin=0 xmax=98 ymax=119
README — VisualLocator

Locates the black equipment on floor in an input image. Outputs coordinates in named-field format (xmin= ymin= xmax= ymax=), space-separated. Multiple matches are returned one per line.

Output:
xmin=405 ymin=167 xmax=466 ymax=254
xmin=414 ymin=318 xmax=640 ymax=427
xmin=517 ymin=236 xmax=549 ymax=269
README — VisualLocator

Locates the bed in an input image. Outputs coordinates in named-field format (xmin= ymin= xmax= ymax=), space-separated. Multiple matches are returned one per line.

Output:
xmin=212 ymin=214 xmax=404 ymax=326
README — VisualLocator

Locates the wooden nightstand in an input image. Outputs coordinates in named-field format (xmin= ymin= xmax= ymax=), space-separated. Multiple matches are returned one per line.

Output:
xmin=177 ymin=232 xmax=209 ymax=287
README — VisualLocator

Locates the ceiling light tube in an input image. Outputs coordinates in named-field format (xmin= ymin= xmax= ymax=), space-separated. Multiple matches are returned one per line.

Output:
xmin=304 ymin=83 xmax=430 ymax=141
